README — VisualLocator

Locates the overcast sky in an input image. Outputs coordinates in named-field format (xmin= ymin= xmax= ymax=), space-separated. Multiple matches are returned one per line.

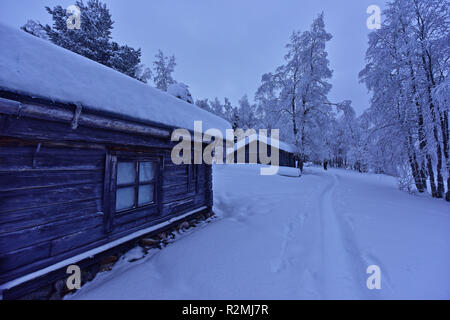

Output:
xmin=0 ymin=0 xmax=384 ymax=114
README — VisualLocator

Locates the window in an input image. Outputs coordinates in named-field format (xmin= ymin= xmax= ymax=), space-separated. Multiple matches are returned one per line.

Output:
xmin=115 ymin=160 xmax=157 ymax=213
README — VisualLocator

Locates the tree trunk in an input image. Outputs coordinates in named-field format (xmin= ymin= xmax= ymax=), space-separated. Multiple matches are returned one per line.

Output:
xmin=407 ymin=136 xmax=425 ymax=192
xmin=408 ymin=62 xmax=437 ymax=196
xmin=438 ymin=108 xmax=449 ymax=201
xmin=421 ymin=52 xmax=445 ymax=198
xmin=443 ymin=111 xmax=450 ymax=201
xmin=426 ymin=154 xmax=438 ymax=197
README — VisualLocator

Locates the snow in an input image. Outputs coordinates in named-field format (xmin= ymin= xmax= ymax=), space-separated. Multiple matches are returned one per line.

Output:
xmin=277 ymin=166 xmax=301 ymax=177
xmin=230 ymin=134 xmax=296 ymax=154
xmin=0 ymin=23 xmax=230 ymax=133
xmin=123 ymin=247 xmax=146 ymax=262
xmin=69 ymin=165 xmax=450 ymax=299
xmin=167 ymin=83 xmax=194 ymax=104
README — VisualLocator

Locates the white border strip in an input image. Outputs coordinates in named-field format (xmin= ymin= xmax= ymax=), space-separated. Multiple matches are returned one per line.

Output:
xmin=0 ymin=206 xmax=208 ymax=293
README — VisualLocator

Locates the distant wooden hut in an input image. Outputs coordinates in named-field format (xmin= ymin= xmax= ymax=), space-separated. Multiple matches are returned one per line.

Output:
xmin=0 ymin=24 xmax=231 ymax=299
xmin=229 ymin=134 xmax=297 ymax=168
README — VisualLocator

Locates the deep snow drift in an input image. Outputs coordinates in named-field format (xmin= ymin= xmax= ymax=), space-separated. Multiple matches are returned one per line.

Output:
xmin=70 ymin=165 xmax=450 ymax=299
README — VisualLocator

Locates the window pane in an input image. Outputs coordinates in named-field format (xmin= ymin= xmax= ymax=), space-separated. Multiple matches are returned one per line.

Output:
xmin=116 ymin=187 xmax=135 ymax=211
xmin=139 ymin=162 xmax=155 ymax=182
xmin=117 ymin=162 xmax=135 ymax=185
xmin=138 ymin=184 xmax=154 ymax=205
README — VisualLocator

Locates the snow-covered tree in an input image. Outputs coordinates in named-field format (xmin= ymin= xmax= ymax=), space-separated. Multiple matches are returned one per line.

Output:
xmin=196 ymin=98 xmax=212 ymax=112
xmin=109 ymin=43 xmax=142 ymax=79
xmin=36 ymin=0 xmax=150 ymax=82
xmin=195 ymin=97 xmax=240 ymax=128
xmin=359 ymin=0 xmax=449 ymax=199
xmin=209 ymin=98 xmax=225 ymax=118
xmin=44 ymin=0 xmax=114 ymax=66
xmin=327 ymin=101 xmax=358 ymax=168
xmin=21 ymin=20 xmax=48 ymax=40
xmin=256 ymin=13 xmax=335 ymax=170
xmin=255 ymin=75 xmax=282 ymax=131
xmin=222 ymin=98 xmax=235 ymax=124
xmin=134 ymin=63 xmax=152 ymax=84
xmin=153 ymin=50 xmax=176 ymax=91
xmin=237 ymin=95 xmax=258 ymax=129
xmin=231 ymin=107 xmax=240 ymax=131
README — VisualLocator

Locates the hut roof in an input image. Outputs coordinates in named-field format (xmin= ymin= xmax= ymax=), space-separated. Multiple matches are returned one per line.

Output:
xmin=0 ymin=23 xmax=231 ymax=134
xmin=229 ymin=134 xmax=296 ymax=154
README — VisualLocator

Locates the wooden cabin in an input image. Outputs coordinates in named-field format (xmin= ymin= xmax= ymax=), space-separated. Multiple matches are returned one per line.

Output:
xmin=0 ymin=24 xmax=231 ymax=299
xmin=229 ymin=134 xmax=297 ymax=168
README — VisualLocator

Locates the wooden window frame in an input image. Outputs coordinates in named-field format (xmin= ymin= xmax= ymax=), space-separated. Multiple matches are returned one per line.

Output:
xmin=103 ymin=151 xmax=161 ymax=233
xmin=115 ymin=159 xmax=158 ymax=214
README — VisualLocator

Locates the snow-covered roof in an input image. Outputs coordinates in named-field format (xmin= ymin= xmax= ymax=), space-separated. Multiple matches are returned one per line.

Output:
xmin=167 ymin=83 xmax=194 ymax=104
xmin=229 ymin=134 xmax=296 ymax=154
xmin=0 ymin=23 xmax=231 ymax=133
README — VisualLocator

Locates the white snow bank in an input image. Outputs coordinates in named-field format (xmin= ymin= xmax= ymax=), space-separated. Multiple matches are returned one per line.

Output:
xmin=277 ymin=166 xmax=301 ymax=177
xmin=0 ymin=23 xmax=230 ymax=133
xmin=123 ymin=246 xmax=145 ymax=262
xmin=167 ymin=83 xmax=194 ymax=104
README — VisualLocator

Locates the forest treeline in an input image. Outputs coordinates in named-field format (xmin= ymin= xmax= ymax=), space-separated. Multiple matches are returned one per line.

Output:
xmin=23 ymin=0 xmax=449 ymax=200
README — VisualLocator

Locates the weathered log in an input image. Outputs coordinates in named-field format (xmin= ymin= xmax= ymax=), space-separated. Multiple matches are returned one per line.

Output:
xmin=0 ymin=97 xmax=171 ymax=139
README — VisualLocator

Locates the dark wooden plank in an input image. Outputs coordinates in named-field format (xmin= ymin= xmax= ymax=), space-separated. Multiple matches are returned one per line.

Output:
xmin=0 ymin=199 xmax=101 ymax=233
xmin=50 ymin=225 xmax=105 ymax=256
xmin=0 ymin=96 xmax=171 ymax=138
xmin=107 ymin=155 xmax=118 ymax=232
xmin=162 ymin=172 xmax=190 ymax=186
xmin=102 ymin=153 xmax=113 ymax=233
xmin=163 ymin=164 xmax=190 ymax=175
xmin=0 ymin=182 xmax=103 ymax=214
xmin=110 ymin=214 xmax=159 ymax=236
xmin=0 ymin=145 xmax=105 ymax=171
xmin=205 ymin=164 xmax=213 ymax=207
xmin=113 ymin=205 xmax=158 ymax=228
xmin=2 ymin=115 xmax=172 ymax=149
xmin=0 ymin=135 xmax=107 ymax=150
xmin=0 ymin=146 xmax=35 ymax=170
xmin=0 ymin=212 xmax=104 ymax=253
xmin=0 ymin=206 xmax=211 ymax=287
xmin=0 ymin=169 xmax=103 ymax=191
xmin=161 ymin=197 xmax=196 ymax=216
xmin=161 ymin=183 xmax=190 ymax=203
xmin=0 ymin=241 xmax=51 ymax=273
xmin=33 ymin=148 xmax=105 ymax=169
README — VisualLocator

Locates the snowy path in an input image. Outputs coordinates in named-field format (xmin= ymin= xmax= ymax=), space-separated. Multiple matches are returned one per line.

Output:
xmin=71 ymin=165 xmax=450 ymax=300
